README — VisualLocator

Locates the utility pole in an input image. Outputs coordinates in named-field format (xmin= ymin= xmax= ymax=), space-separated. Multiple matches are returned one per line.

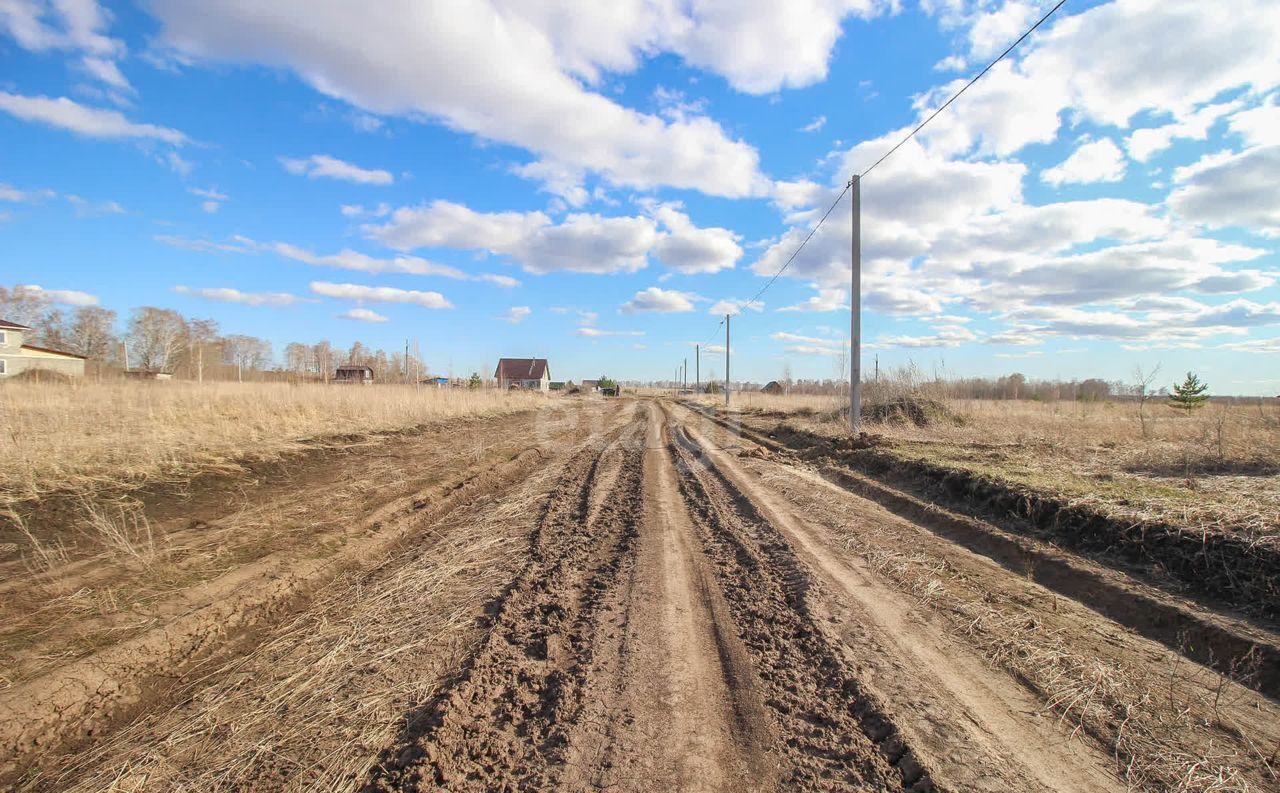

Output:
xmin=683 ymin=357 xmax=687 ymax=393
xmin=724 ymin=313 xmax=731 ymax=409
xmin=695 ymin=344 xmax=700 ymax=393
xmin=850 ymin=174 xmax=862 ymax=432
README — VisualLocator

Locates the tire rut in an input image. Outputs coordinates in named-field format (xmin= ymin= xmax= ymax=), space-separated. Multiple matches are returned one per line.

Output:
xmin=664 ymin=409 xmax=937 ymax=792
xmin=364 ymin=411 xmax=648 ymax=792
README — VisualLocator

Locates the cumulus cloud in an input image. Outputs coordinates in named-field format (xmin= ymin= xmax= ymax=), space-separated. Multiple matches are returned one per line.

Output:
xmin=280 ymin=154 xmax=394 ymax=185
xmin=1168 ymin=145 xmax=1280 ymax=236
xmin=174 ymin=285 xmax=309 ymax=306
xmin=1125 ymin=100 xmax=1241 ymax=161
xmin=146 ymin=0 xmax=791 ymax=198
xmin=309 ymin=281 xmax=452 ymax=309
xmin=0 ymin=92 xmax=186 ymax=143
xmin=651 ymin=204 xmax=742 ymax=274
xmin=339 ymin=307 xmax=389 ymax=322
xmin=0 ymin=0 xmax=131 ymax=92
xmin=366 ymin=199 xmax=741 ymax=275
xmin=800 ymin=115 xmax=827 ymax=133
xmin=1227 ymin=97 xmax=1280 ymax=146
xmin=620 ymin=287 xmax=699 ymax=314
xmin=1040 ymin=137 xmax=1126 ymax=186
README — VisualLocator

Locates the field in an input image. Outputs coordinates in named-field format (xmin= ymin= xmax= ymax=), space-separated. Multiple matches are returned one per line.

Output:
xmin=2 ymin=383 xmax=1278 ymax=792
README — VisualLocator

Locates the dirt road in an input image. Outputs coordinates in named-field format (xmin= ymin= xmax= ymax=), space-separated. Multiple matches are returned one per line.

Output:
xmin=8 ymin=398 xmax=1278 ymax=791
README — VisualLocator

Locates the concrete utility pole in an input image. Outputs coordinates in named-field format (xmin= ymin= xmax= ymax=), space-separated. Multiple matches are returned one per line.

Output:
xmin=724 ymin=313 xmax=731 ymax=409
xmin=850 ymin=174 xmax=862 ymax=432
xmin=695 ymin=344 xmax=700 ymax=393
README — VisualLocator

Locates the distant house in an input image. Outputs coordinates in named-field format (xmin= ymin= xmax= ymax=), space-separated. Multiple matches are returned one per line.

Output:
xmin=761 ymin=380 xmax=784 ymax=395
xmin=124 ymin=370 xmax=173 ymax=381
xmin=0 ymin=318 xmax=86 ymax=379
xmin=579 ymin=379 xmax=600 ymax=393
xmin=334 ymin=364 xmax=374 ymax=385
xmin=495 ymin=358 xmax=551 ymax=392
xmin=420 ymin=375 xmax=450 ymax=388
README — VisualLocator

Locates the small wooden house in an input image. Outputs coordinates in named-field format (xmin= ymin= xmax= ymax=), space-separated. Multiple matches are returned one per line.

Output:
xmin=494 ymin=358 xmax=550 ymax=392
xmin=334 ymin=364 xmax=374 ymax=385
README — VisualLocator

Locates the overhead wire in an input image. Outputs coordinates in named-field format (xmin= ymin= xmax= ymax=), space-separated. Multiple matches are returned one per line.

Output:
xmin=692 ymin=0 xmax=1069 ymax=370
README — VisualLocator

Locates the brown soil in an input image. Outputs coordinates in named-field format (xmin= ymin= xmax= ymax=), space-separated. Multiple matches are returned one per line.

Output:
xmin=5 ymin=398 xmax=1279 ymax=792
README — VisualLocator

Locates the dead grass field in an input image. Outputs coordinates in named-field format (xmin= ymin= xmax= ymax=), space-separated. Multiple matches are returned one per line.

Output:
xmin=0 ymin=381 xmax=545 ymax=507
xmin=708 ymin=391 xmax=1280 ymax=542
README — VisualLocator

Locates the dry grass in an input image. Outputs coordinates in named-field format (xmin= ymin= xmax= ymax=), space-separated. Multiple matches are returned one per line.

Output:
xmin=26 ymin=455 xmax=560 ymax=793
xmin=0 ymin=381 xmax=544 ymax=505
xmin=705 ymin=391 xmax=1280 ymax=539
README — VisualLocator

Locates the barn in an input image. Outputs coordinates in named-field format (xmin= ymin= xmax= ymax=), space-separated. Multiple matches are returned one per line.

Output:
xmin=495 ymin=358 xmax=550 ymax=392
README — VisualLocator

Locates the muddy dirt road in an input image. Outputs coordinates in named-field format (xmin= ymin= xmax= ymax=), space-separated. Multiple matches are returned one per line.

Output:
xmin=6 ymin=398 xmax=1279 ymax=791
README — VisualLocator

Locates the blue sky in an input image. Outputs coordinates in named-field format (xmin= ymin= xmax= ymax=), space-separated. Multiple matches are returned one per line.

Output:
xmin=1 ymin=0 xmax=1277 ymax=391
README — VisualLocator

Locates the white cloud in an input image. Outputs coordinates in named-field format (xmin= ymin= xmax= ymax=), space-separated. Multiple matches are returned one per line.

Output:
xmin=340 ymin=202 xmax=391 ymax=218
xmin=476 ymin=273 xmax=521 ymax=288
xmin=1041 ymin=137 xmax=1126 ymax=186
xmin=227 ymin=235 xmax=515 ymax=284
xmin=163 ymin=151 xmax=193 ymax=176
xmin=147 ymin=0 xmax=793 ymax=198
xmin=367 ymin=199 xmax=723 ymax=275
xmin=1168 ymin=145 xmax=1280 ymax=236
xmin=651 ymin=204 xmax=742 ymax=274
xmin=189 ymin=186 xmax=226 ymax=213
xmin=499 ymin=306 xmax=532 ymax=323
xmin=778 ymin=288 xmax=849 ymax=313
xmin=1227 ymin=96 xmax=1280 ymax=146
xmin=15 ymin=284 xmax=98 ymax=306
xmin=708 ymin=298 xmax=764 ymax=316
xmin=620 ymin=286 xmax=698 ymax=314
xmin=0 ymin=0 xmax=129 ymax=91
xmin=339 ymin=307 xmax=389 ymax=323
xmin=280 ymin=154 xmax=393 ymax=185
xmin=771 ymin=331 xmax=842 ymax=348
xmin=310 ymin=281 xmax=452 ymax=309
xmin=154 ymin=234 xmax=250 ymax=253
xmin=866 ymin=325 xmax=978 ymax=349
xmin=575 ymin=327 xmax=644 ymax=337
xmin=1219 ymin=337 xmax=1280 ymax=353
xmin=0 ymin=92 xmax=186 ymax=143
xmin=65 ymin=194 xmax=125 ymax=216
xmin=800 ymin=115 xmax=827 ymax=133
xmin=174 ymin=285 xmax=309 ymax=306
xmin=0 ymin=183 xmax=55 ymax=202
xmin=1125 ymin=100 xmax=1241 ymax=162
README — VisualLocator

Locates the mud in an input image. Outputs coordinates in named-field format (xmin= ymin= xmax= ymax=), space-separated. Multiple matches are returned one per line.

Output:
xmin=8 ymin=397 xmax=1280 ymax=792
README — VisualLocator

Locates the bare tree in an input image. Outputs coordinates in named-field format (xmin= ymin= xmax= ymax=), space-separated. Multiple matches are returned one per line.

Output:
xmin=1133 ymin=363 xmax=1162 ymax=439
xmin=284 ymin=342 xmax=310 ymax=378
xmin=0 ymin=285 xmax=51 ymax=330
xmin=187 ymin=318 xmax=220 ymax=383
xmin=312 ymin=340 xmax=333 ymax=382
xmin=128 ymin=307 xmax=187 ymax=373
xmin=223 ymin=334 xmax=272 ymax=382
xmin=67 ymin=306 xmax=117 ymax=360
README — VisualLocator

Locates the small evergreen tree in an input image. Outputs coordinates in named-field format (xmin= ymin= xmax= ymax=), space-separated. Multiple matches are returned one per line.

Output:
xmin=1167 ymin=371 xmax=1210 ymax=412
xmin=705 ymin=381 xmax=722 ymax=394
xmin=468 ymin=372 xmax=482 ymax=389
xmin=598 ymin=375 xmax=618 ymax=390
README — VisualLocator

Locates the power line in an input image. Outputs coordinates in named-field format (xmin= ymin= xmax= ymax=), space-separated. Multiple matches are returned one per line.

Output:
xmin=862 ymin=0 xmax=1069 ymax=178
xmin=697 ymin=0 xmax=1068 ymax=360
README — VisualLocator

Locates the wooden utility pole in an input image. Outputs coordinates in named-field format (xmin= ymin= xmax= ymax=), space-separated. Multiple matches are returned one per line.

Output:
xmin=850 ymin=175 xmax=862 ymax=432
xmin=724 ymin=313 xmax=731 ymax=409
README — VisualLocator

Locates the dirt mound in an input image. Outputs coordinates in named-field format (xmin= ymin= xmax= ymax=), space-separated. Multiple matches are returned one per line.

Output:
xmin=5 ymin=369 xmax=76 ymax=384
xmin=863 ymin=395 xmax=958 ymax=427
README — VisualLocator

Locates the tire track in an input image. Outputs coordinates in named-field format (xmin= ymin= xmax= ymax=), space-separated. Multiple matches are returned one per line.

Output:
xmin=663 ymin=405 xmax=936 ymax=792
xmin=558 ymin=403 xmax=775 ymax=791
xmin=365 ymin=409 xmax=648 ymax=791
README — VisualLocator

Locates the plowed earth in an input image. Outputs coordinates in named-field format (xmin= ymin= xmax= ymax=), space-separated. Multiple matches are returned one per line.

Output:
xmin=4 ymin=399 xmax=1278 ymax=792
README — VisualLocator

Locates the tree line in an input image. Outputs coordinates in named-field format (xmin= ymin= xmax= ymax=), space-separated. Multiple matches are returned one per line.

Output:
xmin=1 ymin=286 xmax=427 ymax=382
